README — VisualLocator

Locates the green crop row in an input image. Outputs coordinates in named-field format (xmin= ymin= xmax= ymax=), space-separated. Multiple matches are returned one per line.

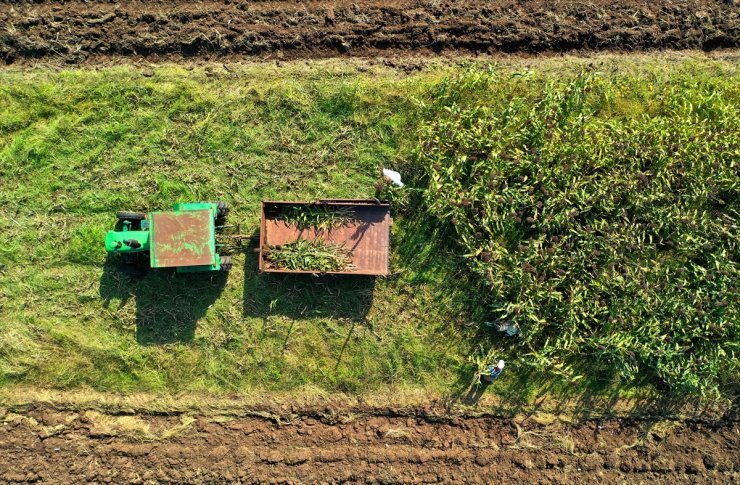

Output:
xmin=410 ymin=66 xmax=739 ymax=396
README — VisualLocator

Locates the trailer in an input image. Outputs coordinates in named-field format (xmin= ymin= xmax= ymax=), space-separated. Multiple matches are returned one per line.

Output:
xmin=259 ymin=199 xmax=391 ymax=276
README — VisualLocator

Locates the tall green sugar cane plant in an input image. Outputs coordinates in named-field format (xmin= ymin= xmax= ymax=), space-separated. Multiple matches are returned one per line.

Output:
xmin=413 ymin=66 xmax=739 ymax=397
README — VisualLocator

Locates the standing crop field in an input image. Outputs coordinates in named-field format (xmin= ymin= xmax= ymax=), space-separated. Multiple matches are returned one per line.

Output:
xmin=0 ymin=54 xmax=738 ymax=405
xmin=1 ymin=51 xmax=739 ymax=483
xmin=411 ymin=65 xmax=740 ymax=397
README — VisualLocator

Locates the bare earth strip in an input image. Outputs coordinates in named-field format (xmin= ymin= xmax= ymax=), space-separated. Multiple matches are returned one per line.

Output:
xmin=1 ymin=0 xmax=739 ymax=65
xmin=0 ymin=405 xmax=738 ymax=483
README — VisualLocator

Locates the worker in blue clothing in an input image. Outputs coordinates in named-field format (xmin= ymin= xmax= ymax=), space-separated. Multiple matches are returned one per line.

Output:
xmin=482 ymin=360 xmax=505 ymax=382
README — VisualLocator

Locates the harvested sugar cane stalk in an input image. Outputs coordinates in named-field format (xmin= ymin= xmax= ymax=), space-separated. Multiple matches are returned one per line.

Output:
xmin=264 ymin=238 xmax=355 ymax=272
xmin=276 ymin=205 xmax=356 ymax=231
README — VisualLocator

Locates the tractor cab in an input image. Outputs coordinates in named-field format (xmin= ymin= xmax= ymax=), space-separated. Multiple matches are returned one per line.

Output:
xmin=105 ymin=202 xmax=231 ymax=272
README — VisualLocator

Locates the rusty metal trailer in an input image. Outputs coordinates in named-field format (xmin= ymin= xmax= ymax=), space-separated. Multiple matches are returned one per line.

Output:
xmin=259 ymin=199 xmax=391 ymax=276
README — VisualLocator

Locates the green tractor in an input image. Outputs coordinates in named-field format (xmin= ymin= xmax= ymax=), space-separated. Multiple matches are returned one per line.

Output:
xmin=105 ymin=202 xmax=232 ymax=272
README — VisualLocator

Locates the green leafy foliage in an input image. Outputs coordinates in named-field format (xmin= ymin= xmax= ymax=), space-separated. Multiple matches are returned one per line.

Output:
xmin=265 ymin=239 xmax=355 ymax=272
xmin=414 ymin=67 xmax=740 ymax=396
xmin=0 ymin=59 xmax=738 ymax=403
xmin=274 ymin=205 xmax=357 ymax=231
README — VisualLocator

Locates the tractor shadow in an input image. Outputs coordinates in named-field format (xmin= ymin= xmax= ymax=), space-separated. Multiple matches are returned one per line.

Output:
xmin=99 ymin=257 xmax=227 ymax=345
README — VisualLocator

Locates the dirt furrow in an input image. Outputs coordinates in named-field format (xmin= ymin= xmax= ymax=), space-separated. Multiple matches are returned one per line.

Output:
xmin=1 ymin=1 xmax=739 ymax=65
xmin=0 ymin=408 xmax=738 ymax=483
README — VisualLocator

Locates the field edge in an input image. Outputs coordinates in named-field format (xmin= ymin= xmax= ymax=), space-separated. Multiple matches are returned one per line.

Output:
xmin=1 ymin=387 xmax=735 ymax=424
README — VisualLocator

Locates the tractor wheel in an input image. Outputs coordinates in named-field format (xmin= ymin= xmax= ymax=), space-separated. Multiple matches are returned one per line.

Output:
xmin=219 ymin=255 xmax=232 ymax=272
xmin=117 ymin=211 xmax=146 ymax=221
xmin=216 ymin=202 xmax=229 ymax=223
xmin=117 ymin=252 xmax=148 ymax=276
xmin=117 ymin=263 xmax=147 ymax=277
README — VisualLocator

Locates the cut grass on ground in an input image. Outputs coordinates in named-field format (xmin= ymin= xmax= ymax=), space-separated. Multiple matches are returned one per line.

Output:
xmin=0 ymin=53 xmax=737 ymax=408
xmin=0 ymin=61 xmax=472 ymax=397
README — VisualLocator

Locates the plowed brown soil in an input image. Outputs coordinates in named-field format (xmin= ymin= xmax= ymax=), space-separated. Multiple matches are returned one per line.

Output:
xmin=1 ymin=406 xmax=738 ymax=483
xmin=1 ymin=0 xmax=739 ymax=65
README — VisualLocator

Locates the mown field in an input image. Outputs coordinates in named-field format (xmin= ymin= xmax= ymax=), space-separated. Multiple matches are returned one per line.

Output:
xmin=0 ymin=54 xmax=738 ymax=406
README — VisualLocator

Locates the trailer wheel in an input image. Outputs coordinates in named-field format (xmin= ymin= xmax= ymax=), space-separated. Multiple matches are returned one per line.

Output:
xmin=117 ymin=211 xmax=146 ymax=221
xmin=216 ymin=202 xmax=229 ymax=223
xmin=219 ymin=255 xmax=232 ymax=272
